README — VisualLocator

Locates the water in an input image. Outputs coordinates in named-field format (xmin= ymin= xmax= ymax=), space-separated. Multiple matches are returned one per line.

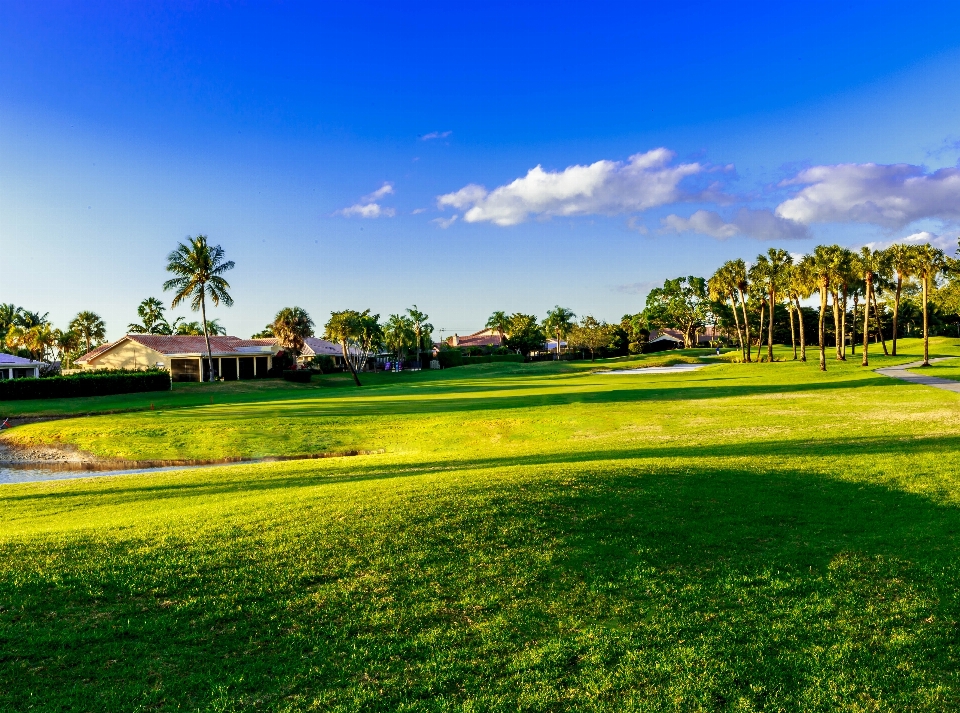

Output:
xmin=0 ymin=461 xmax=226 ymax=485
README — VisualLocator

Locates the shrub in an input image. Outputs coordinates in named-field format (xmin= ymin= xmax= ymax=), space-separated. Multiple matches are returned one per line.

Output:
xmin=282 ymin=370 xmax=312 ymax=383
xmin=311 ymin=355 xmax=336 ymax=373
xmin=0 ymin=369 xmax=170 ymax=401
xmin=463 ymin=354 xmax=524 ymax=365
xmin=436 ymin=350 xmax=463 ymax=368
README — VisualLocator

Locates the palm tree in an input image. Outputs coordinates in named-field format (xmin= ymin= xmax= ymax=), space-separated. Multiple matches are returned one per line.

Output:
xmin=69 ymin=311 xmax=107 ymax=354
xmin=128 ymin=297 xmax=171 ymax=334
xmin=53 ymin=329 xmax=80 ymax=367
xmin=884 ymin=243 xmax=915 ymax=356
xmin=790 ymin=257 xmax=816 ymax=362
xmin=485 ymin=311 xmax=510 ymax=346
xmin=854 ymin=247 xmax=883 ymax=367
xmin=913 ymin=244 xmax=947 ymax=366
xmin=810 ymin=246 xmax=836 ymax=371
xmin=728 ymin=259 xmax=752 ymax=362
xmin=0 ymin=304 xmax=21 ymax=342
xmin=324 ymin=310 xmax=365 ymax=386
xmin=271 ymin=307 xmax=314 ymax=361
xmin=163 ymin=235 xmax=235 ymax=382
xmin=753 ymin=248 xmax=791 ymax=362
xmin=708 ymin=262 xmax=745 ymax=361
xmin=406 ymin=305 xmax=432 ymax=367
xmin=543 ymin=306 xmax=576 ymax=359
xmin=384 ymin=314 xmax=415 ymax=363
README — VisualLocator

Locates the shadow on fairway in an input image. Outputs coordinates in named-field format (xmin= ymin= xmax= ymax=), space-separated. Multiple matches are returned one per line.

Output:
xmin=3 ymin=458 xmax=960 ymax=709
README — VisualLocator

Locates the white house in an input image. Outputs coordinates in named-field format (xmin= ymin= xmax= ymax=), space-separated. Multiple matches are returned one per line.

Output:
xmin=0 ymin=353 xmax=44 ymax=379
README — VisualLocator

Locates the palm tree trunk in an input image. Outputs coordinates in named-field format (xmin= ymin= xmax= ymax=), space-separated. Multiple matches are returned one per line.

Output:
xmin=200 ymin=292 xmax=215 ymax=382
xmin=871 ymin=291 xmax=889 ymax=355
xmin=922 ymin=273 xmax=930 ymax=366
xmin=862 ymin=279 xmax=870 ymax=367
xmin=795 ymin=298 xmax=807 ymax=362
xmin=738 ymin=288 xmax=752 ymax=362
xmin=851 ymin=293 xmax=858 ymax=355
xmin=839 ymin=285 xmax=847 ymax=360
xmin=831 ymin=290 xmax=841 ymax=360
xmin=730 ymin=291 xmax=745 ymax=362
xmin=819 ymin=285 xmax=827 ymax=371
xmin=342 ymin=341 xmax=362 ymax=386
xmin=892 ymin=276 xmax=902 ymax=356
xmin=767 ymin=287 xmax=775 ymax=362
xmin=757 ymin=300 xmax=765 ymax=362
xmin=788 ymin=303 xmax=796 ymax=360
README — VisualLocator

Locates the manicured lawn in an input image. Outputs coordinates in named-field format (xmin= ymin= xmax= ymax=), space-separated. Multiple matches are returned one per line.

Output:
xmin=3 ymin=339 xmax=960 ymax=710
xmin=907 ymin=359 xmax=960 ymax=381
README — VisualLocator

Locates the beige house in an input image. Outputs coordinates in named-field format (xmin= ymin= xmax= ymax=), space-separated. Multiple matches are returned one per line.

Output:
xmin=76 ymin=334 xmax=278 ymax=382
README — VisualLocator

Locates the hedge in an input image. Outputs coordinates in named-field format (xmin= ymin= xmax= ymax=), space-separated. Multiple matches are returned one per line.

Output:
xmin=462 ymin=354 xmax=525 ymax=365
xmin=0 ymin=369 xmax=171 ymax=401
xmin=436 ymin=351 xmax=463 ymax=368
xmin=282 ymin=370 xmax=312 ymax=383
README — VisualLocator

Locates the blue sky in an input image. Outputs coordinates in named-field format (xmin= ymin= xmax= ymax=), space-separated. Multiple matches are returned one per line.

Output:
xmin=4 ymin=1 xmax=960 ymax=340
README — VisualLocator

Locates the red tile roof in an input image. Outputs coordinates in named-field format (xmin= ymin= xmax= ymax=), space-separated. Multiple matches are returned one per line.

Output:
xmin=76 ymin=334 xmax=278 ymax=363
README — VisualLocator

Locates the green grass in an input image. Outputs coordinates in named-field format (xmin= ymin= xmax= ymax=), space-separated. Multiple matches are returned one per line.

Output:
xmin=4 ymin=339 xmax=960 ymax=710
xmin=907 ymin=360 xmax=960 ymax=381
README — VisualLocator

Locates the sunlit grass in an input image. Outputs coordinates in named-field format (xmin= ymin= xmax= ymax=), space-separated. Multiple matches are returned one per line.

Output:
xmin=3 ymin=338 xmax=960 ymax=710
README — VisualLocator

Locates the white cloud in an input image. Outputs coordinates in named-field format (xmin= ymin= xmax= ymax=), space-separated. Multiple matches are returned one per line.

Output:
xmin=660 ymin=208 xmax=808 ymax=241
xmin=336 ymin=203 xmax=396 ymax=219
xmin=431 ymin=215 xmax=458 ymax=229
xmin=864 ymin=230 xmax=957 ymax=253
xmin=436 ymin=148 xmax=703 ymax=226
xmin=335 ymin=183 xmax=396 ymax=218
xmin=411 ymin=208 xmax=427 ymax=215
xmin=421 ymin=131 xmax=452 ymax=141
xmin=362 ymin=182 xmax=394 ymax=202
xmin=775 ymin=163 xmax=960 ymax=227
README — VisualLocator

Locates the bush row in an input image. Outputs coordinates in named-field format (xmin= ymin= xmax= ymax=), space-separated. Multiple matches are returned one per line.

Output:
xmin=0 ymin=369 xmax=171 ymax=401
xmin=282 ymin=370 xmax=312 ymax=383
xmin=462 ymin=354 xmax=525 ymax=365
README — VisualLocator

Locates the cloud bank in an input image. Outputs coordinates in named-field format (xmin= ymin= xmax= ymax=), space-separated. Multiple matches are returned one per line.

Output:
xmin=661 ymin=208 xmax=808 ymax=240
xmin=775 ymin=163 xmax=960 ymax=228
xmin=437 ymin=148 xmax=703 ymax=226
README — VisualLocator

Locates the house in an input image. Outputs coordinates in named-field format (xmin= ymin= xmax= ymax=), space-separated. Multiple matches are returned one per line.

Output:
xmin=645 ymin=329 xmax=684 ymax=352
xmin=75 ymin=334 xmax=278 ymax=382
xmin=445 ymin=328 xmax=503 ymax=349
xmin=0 ymin=353 xmax=45 ymax=379
xmin=647 ymin=327 xmax=720 ymax=349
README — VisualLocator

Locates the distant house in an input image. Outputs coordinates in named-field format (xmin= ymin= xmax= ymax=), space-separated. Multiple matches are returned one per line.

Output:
xmin=298 ymin=336 xmax=363 ymax=367
xmin=645 ymin=330 xmax=684 ymax=352
xmin=647 ymin=327 xmax=720 ymax=350
xmin=0 ymin=353 xmax=45 ymax=380
xmin=445 ymin=328 xmax=503 ymax=349
xmin=75 ymin=334 xmax=278 ymax=382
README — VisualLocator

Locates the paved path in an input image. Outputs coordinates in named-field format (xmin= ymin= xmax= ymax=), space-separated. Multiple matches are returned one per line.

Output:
xmin=875 ymin=357 xmax=960 ymax=393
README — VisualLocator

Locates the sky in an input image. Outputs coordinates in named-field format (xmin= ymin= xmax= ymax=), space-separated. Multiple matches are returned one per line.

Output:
xmin=4 ymin=1 xmax=960 ymax=340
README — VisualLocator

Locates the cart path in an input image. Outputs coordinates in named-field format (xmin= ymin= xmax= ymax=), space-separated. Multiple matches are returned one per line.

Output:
xmin=875 ymin=357 xmax=960 ymax=393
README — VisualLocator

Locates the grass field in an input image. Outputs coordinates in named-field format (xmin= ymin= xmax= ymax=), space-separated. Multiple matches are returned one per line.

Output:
xmin=4 ymin=339 xmax=960 ymax=711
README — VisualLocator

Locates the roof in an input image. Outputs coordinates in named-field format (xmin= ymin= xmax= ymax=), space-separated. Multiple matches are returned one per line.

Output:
xmin=0 ymin=353 xmax=44 ymax=366
xmin=76 ymin=334 xmax=279 ymax=363
xmin=648 ymin=332 xmax=684 ymax=344
xmin=446 ymin=328 xmax=503 ymax=348
xmin=300 ymin=336 xmax=356 ymax=357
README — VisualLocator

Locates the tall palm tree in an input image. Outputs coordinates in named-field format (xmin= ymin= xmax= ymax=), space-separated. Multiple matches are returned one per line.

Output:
xmin=810 ymin=246 xmax=836 ymax=371
xmin=406 ymin=305 xmax=432 ymax=367
xmin=0 ymin=304 xmax=22 ymax=341
xmin=271 ymin=307 xmax=314 ymax=361
xmin=728 ymin=259 xmax=752 ymax=362
xmin=708 ymin=262 xmax=745 ymax=361
xmin=884 ymin=243 xmax=915 ymax=356
xmin=543 ymin=306 xmax=576 ymax=359
xmin=790 ymin=256 xmax=816 ymax=362
xmin=485 ymin=311 xmax=510 ymax=346
xmin=854 ymin=247 xmax=883 ymax=367
xmin=69 ymin=311 xmax=107 ymax=354
xmin=913 ymin=244 xmax=947 ymax=366
xmin=53 ymin=328 xmax=80 ymax=366
xmin=384 ymin=314 xmax=415 ymax=363
xmin=163 ymin=235 xmax=235 ymax=382
xmin=323 ymin=310 xmax=365 ymax=386
xmin=754 ymin=248 xmax=791 ymax=362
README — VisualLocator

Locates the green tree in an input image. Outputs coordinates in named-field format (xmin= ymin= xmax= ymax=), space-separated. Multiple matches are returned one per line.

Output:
xmin=504 ymin=313 xmax=545 ymax=356
xmin=485 ymin=311 xmax=510 ymax=345
xmin=853 ymin=247 xmax=883 ymax=367
xmin=128 ymin=297 xmax=171 ymax=334
xmin=69 ymin=311 xmax=107 ymax=354
xmin=323 ymin=310 xmax=366 ymax=386
xmin=271 ymin=307 xmax=314 ymax=360
xmin=643 ymin=276 xmax=710 ymax=348
xmin=384 ymin=314 xmax=416 ymax=362
xmin=567 ymin=316 xmax=614 ymax=361
xmin=789 ymin=257 xmax=816 ymax=362
xmin=543 ymin=306 xmax=576 ymax=358
xmin=163 ymin=235 xmax=235 ymax=382
xmin=406 ymin=305 xmax=432 ymax=367
xmin=914 ymin=244 xmax=947 ymax=366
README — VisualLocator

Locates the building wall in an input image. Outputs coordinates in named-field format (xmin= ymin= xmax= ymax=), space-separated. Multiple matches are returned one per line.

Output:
xmin=85 ymin=341 xmax=169 ymax=371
